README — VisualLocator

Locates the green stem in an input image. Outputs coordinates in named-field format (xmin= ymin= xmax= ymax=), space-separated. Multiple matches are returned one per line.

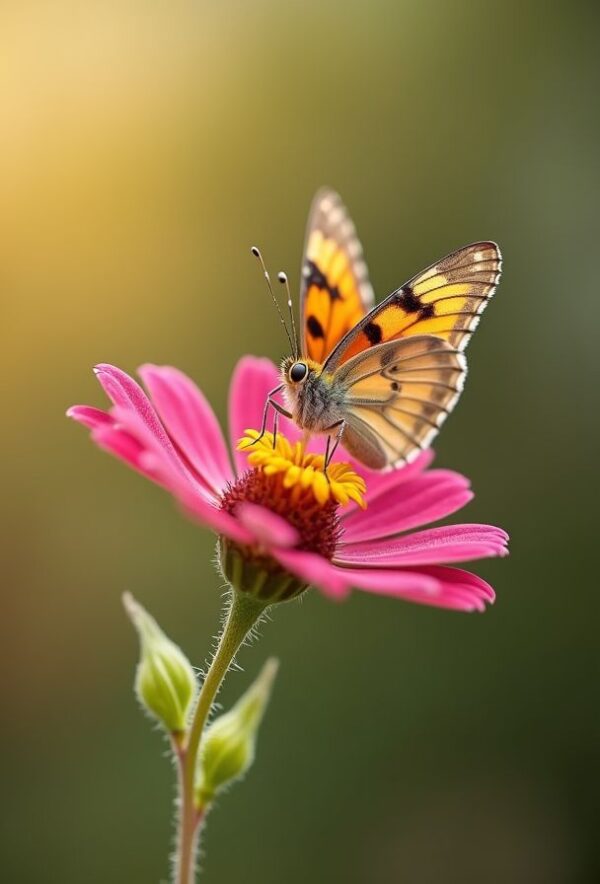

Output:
xmin=174 ymin=591 xmax=266 ymax=884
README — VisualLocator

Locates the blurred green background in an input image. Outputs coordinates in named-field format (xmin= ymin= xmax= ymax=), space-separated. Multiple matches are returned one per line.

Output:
xmin=2 ymin=2 xmax=598 ymax=882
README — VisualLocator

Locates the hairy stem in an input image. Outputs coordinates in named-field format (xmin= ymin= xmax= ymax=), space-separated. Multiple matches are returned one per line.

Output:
xmin=174 ymin=591 xmax=266 ymax=884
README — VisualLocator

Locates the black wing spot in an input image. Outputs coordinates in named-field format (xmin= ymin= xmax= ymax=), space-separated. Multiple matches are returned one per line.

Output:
xmin=364 ymin=322 xmax=383 ymax=345
xmin=393 ymin=286 xmax=436 ymax=320
xmin=304 ymin=260 xmax=342 ymax=300
xmin=391 ymin=381 xmax=401 ymax=392
xmin=306 ymin=315 xmax=325 ymax=339
xmin=393 ymin=285 xmax=422 ymax=313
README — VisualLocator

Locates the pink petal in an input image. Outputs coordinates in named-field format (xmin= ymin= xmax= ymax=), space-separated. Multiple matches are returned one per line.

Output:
xmin=334 ymin=566 xmax=440 ymax=597
xmin=418 ymin=566 xmax=496 ymax=603
xmin=128 ymin=442 xmax=252 ymax=546
xmin=342 ymin=449 xmax=437 ymax=514
xmin=271 ymin=547 xmax=349 ymax=599
xmin=93 ymin=364 xmax=200 ymax=486
xmin=228 ymin=356 xmax=300 ymax=475
xmin=391 ymin=587 xmax=486 ymax=612
xmin=69 ymin=366 xmax=249 ymax=545
xmin=342 ymin=471 xmax=473 ymax=543
xmin=336 ymin=565 xmax=488 ymax=611
xmin=67 ymin=405 xmax=113 ymax=431
xmin=74 ymin=405 xmax=249 ymax=544
xmin=174 ymin=483 xmax=254 ymax=545
xmin=108 ymin=410 xmax=248 ymax=544
xmin=365 ymin=448 xmax=435 ymax=485
xmin=110 ymin=405 xmax=215 ymax=503
xmin=69 ymin=405 xmax=166 ymax=485
xmin=139 ymin=364 xmax=233 ymax=496
xmin=333 ymin=564 xmax=487 ymax=611
xmin=236 ymin=502 xmax=299 ymax=548
xmin=335 ymin=524 xmax=509 ymax=567
xmin=94 ymin=364 xmax=175 ymax=448
xmin=92 ymin=426 xmax=155 ymax=479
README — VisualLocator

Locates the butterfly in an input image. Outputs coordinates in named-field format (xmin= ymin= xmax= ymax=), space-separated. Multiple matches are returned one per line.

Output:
xmin=253 ymin=188 xmax=501 ymax=471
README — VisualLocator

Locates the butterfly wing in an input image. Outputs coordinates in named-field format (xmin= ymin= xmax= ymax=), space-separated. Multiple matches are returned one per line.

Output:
xmin=336 ymin=335 xmax=467 ymax=470
xmin=300 ymin=188 xmax=374 ymax=363
xmin=324 ymin=242 xmax=501 ymax=371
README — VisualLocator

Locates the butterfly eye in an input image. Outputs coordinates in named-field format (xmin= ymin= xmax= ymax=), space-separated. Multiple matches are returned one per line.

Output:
xmin=289 ymin=362 xmax=308 ymax=383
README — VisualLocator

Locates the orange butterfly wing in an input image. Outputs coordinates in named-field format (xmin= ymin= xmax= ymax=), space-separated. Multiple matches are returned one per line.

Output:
xmin=300 ymin=188 xmax=374 ymax=363
xmin=324 ymin=242 xmax=502 ymax=371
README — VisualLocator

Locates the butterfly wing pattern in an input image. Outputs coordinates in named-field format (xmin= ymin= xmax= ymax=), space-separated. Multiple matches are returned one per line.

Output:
xmin=334 ymin=335 xmax=468 ymax=470
xmin=300 ymin=188 xmax=374 ymax=363
xmin=325 ymin=242 xmax=502 ymax=370
xmin=318 ymin=240 xmax=501 ymax=469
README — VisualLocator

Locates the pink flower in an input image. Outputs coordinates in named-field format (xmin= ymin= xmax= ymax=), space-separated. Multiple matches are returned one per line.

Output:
xmin=67 ymin=357 xmax=508 ymax=612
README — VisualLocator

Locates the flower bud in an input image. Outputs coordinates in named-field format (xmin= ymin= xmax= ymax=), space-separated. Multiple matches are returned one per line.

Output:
xmin=196 ymin=657 xmax=279 ymax=806
xmin=123 ymin=592 xmax=197 ymax=737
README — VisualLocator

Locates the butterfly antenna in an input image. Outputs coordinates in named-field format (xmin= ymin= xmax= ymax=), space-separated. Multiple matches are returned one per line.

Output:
xmin=277 ymin=271 xmax=299 ymax=359
xmin=251 ymin=246 xmax=295 ymax=354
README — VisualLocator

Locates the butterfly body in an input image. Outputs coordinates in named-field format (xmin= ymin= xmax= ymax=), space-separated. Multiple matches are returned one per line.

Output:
xmin=281 ymin=359 xmax=345 ymax=433
xmin=269 ymin=189 xmax=501 ymax=471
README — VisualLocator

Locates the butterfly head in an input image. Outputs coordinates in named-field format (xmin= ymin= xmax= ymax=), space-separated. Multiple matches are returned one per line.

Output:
xmin=281 ymin=356 xmax=339 ymax=431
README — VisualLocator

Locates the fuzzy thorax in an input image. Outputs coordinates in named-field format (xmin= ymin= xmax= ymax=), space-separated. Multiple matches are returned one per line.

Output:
xmin=281 ymin=358 xmax=345 ymax=433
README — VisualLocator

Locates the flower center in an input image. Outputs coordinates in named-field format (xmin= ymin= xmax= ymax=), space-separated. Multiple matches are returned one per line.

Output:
xmin=219 ymin=429 xmax=366 ymax=561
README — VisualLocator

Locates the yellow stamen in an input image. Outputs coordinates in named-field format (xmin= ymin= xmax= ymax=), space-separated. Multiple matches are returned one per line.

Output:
xmin=238 ymin=429 xmax=367 ymax=509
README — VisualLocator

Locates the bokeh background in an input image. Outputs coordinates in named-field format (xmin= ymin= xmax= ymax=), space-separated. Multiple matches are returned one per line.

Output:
xmin=2 ymin=2 xmax=599 ymax=882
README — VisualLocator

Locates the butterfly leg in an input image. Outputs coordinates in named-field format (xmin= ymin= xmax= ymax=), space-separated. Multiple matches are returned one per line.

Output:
xmin=241 ymin=384 xmax=285 ymax=449
xmin=269 ymin=399 xmax=294 ymax=449
xmin=323 ymin=420 xmax=346 ymax=474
